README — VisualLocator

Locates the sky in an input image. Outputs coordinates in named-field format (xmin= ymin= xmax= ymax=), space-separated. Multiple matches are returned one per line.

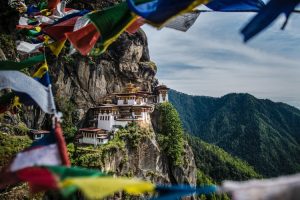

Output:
xmin=143 ymin=8 xmax=300 ymax=109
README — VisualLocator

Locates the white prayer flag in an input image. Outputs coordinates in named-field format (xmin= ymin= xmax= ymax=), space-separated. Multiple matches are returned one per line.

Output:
xmin=17 ymin=41 xmax=43 ymax=54
xmin=0 ymin=71 xmax=56 ymax=114
xmin=165 ymin=10 xmax=200 ymax=32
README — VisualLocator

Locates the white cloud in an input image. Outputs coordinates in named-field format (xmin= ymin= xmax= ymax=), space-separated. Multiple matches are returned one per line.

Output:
xmin=143 ymin=12 xmax=300 ymax=108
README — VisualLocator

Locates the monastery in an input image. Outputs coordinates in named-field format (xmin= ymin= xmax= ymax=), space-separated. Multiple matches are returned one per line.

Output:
xmin=77 ymin=83 xmax=169 ymax=146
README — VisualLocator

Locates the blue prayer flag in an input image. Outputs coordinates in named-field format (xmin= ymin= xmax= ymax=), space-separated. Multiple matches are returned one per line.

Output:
xmin=206 ymin=0 xmax=265 ymax=12
xmin=241 ymin=0 xmax=299 ymax=42
xmin=152 ymin=185 xmax=217 ymax=200
xmin=127 ymin=0 xmax=207 ymax=26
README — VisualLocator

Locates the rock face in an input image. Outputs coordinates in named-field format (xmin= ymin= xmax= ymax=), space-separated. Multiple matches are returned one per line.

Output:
xmin=91 ymin=130 xmax=197 ymax=186
xmin=51 ymin=30 xmax=157 ymax=113
xmin=0 ymin=1 xmax=197 ymax=197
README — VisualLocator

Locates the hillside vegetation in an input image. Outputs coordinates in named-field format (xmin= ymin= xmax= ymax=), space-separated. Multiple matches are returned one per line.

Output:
xmin=170 ymin=89 xmax=300 ymax=177
xmin=188 ymin=135 xmax=261 ymax=183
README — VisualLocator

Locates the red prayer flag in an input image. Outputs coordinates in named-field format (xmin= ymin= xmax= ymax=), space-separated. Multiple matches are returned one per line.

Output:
xmin=17 ymin=167 xmax=58 ymax=193
xmin=126 ymin=17 xmax=145 ymax=34
xmin=54 ymin=121 xmax=71 ymax=166
xmin=48 ymin=0 xmax=60 ymax=9
xmin=43 ymin=16 xmax=79 ymax=41
xmin=65 ymin=23 xmax=100 ymax=56
xmin=16 ymin=25 xmax=35 ymax=30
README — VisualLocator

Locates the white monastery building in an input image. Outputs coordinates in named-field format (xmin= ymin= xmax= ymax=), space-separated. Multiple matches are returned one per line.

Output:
xmin=77 ymin=83 xmax=169 ymax=146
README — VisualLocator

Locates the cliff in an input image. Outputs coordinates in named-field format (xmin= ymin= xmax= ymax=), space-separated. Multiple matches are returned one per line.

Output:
xmin=0 ymin=1 xmax=197 ymax=198
xmin=71 ymin=124 xmax=196 ymax=186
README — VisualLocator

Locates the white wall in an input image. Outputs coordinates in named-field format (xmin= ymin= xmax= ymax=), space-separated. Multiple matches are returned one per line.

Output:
xmin=114 ymin=120 xmax=128 ymax=127
xmin=80 ymin=137 xmax=109 ymax=146
xmin=158 ymin=93 xmax=169 ymax=103
xmin=97 ymin=113 xmax=114 ymax=131
xmin=117 ymin=100 xmax=124 ymax=105
xmin=82 ymin=136 xmax=97 ymax=145
xmin=128 ymin=99 xmax=136 ymax=105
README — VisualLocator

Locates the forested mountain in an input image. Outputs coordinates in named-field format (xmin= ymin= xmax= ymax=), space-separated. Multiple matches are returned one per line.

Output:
xmin=169 ymin=89 xmax=300 ymax=177
xmin=187 ymin=135 xmax=261 ymax=183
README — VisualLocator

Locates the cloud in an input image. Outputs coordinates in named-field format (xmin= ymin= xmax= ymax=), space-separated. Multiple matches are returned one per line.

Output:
xmin=143 ymin=12 xmax=300 ymax=108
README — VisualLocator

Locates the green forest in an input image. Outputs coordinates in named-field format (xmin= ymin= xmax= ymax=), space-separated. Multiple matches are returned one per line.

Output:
xmin=169 ymin=89 xmax=300 ymax=177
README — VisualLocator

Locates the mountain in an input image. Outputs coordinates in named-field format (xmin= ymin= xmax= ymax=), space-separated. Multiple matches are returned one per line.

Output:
xmin=187 ymin=135 xmax=261 ymax=183
xmin=169 ymin=89 xmax=300 ymax=177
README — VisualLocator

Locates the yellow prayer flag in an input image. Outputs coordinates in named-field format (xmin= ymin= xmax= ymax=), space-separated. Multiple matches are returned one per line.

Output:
xmin=48 ymin=39 xmax=66 ymax=57
xmin=60 ymin=177 xmax=155 ymax=199
xmin=35 ymin=26 xmax=42 ymax=32
xmin=33 ymin=62 xmax=48 ymax=78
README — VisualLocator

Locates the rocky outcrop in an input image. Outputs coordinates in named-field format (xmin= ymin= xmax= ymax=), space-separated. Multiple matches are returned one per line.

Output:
xmin=81 ymin=129 xmax=197 ymax=186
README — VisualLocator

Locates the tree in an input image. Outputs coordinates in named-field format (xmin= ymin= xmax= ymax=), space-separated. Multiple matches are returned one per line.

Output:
xmin=156 ymin=102 xmax=184 ymax=166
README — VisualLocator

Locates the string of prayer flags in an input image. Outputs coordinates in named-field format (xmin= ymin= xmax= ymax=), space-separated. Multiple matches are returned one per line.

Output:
xmin=87 ymin=2 xmax=138 ymax=54
xmin=60 ymin=177 xmax=155 ymax=199
xmin=241 ymin=0 xmax=299 ymax=42
xmin=0 ymin=54 xmax=45 ymax=70
xmin=65 ymin=23 xmax=100 ymax=55
xmin=165 ymin=10 xmax=201 ymax=32
xmin=152 ymin=185 xmax=218 ymax=200
xmin=10 ymin=121 xmax=69 ymax=172
xmin=126 ymin=0 xmax=208 ymax=27
xmin=0 ymin=71 xmax=56 ymax=114
xmin=206 ymin=0 xmax=265 ymax=12
xmin=0 ymin=122 xmax=70 ymax=190
xmin=16 ymin=166 xmax=106 ymax=194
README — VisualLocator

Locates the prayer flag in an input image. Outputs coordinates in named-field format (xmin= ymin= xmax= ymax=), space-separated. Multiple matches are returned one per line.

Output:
xmin=17 ymin=41 xmax=43 ymax=54
xmin=241 ymin=0 xmax=299 ymax=42
xmin=48 ymin=39 xmax=66 ymax=56
xmin=14 ymin=62 xmax=51 ymax=107
xmin=206 ymin=0 xmax=265 ymax=11
xmin=0 ymin=54 xmax=45 ymax=70
xmin=61 ymin=177 xmax=155 ymax=199
xmin=126 ymin=0 xmax=208 ymax=27
xmin=153 ymin=185 xmax=217 ymax=200
xmin=19 ymin=16 xmax=28 ymax=25
xmin=73 ymin=16 xmax=90 ymax=31
xmin=43 ymin=16 xmax=79 ymax=41
xmin=54 ymin=10 xmax=90 ymax=25
xmin=0 ymin=71 xmax=56 ymax=114
xmin=48 ymin=0 xmax=61 ymax=9
xmin=9 ymin=122 xmax=69 ymax=172
xmin=87 ymin=2 xmax=138 ymax=53
xmin=165 ymin=10 xmax=201 ymax=32
xmin=222 ymin=173 xmax=300 ymax=200
xmin=126 ymin=17 xmax=145 ymax=34
xmin=65 ymin=23 xmax=100 ymax=55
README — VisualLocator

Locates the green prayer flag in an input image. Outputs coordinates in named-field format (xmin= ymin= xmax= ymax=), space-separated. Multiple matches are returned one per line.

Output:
xmin=45 ymin=166 xmax=107 ymax=197
xmin=46 ymin=166 xmax=106 ymax=180
xmin=87 ymin=2 xmax=136 ymax=53
xmin=0 ymin=54 xmax=45 ymax=70
xmin=87 ymin=0 xmax=151 ymax=54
